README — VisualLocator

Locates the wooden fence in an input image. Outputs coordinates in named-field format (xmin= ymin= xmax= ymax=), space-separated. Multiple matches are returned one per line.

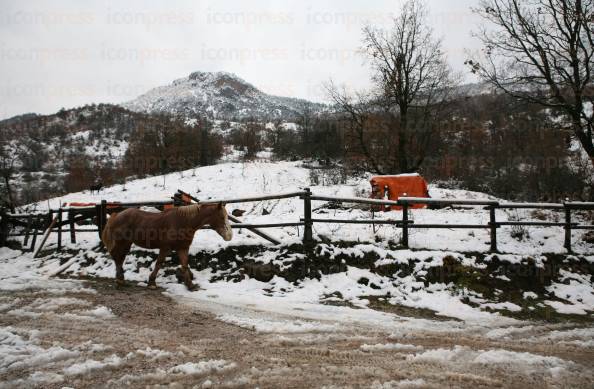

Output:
xmin=1 ymin=188 xmax=593 ymax=256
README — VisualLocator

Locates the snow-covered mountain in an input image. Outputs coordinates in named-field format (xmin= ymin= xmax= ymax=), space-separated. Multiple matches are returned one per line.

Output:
xmin=123 ymin=71 xmax=328 ymax=121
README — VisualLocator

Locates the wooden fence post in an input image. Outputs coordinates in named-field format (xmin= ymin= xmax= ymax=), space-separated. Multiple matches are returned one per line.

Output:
xmin=95 ymin=204 xmax=102 ymax=241
xmin=0 ymin=211 xmax=7 ymax=247
xmin=401 ymin=202 xmax=409 ymax=248
xmin=303 ymin=188 xmax=313 ymax=246
xmin=57 ymin=208 xmax=62 ymax=251
xmin=30 ymin=216 xmax=39 ymax=252
xmin=98 ymin=200 xmax=107 ymax=248
xmin=23 ymin=215 xmax=32 ymax=247
xmin=489 ymin=206 xmax=498 ymax=252
xmin=33 ymin=215 xmax=58 ymax=258
xmin=564 ymin=204 xmax=572 ymax=253
xmin=100 ymin=200 xmax=107 ymax=232
xmin=69 ymin=210 xmax=76 ymax=244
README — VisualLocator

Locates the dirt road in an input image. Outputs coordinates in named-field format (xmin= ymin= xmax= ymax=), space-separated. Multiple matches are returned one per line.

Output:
xmin=1 ymin=277 xmax=593 ymax=388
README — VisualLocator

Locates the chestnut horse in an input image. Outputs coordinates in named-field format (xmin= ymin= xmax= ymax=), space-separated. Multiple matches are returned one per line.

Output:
xmin=101 ymin=203 xmax=232 ymax=290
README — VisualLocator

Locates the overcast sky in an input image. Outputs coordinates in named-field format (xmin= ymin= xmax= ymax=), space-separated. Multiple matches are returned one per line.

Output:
xmin=0 ymin=0 xmax=483 ymax=120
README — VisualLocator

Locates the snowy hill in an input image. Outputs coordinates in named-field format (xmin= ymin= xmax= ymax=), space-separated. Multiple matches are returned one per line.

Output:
xmin=122 ymin=71 xmax=328 ymax=121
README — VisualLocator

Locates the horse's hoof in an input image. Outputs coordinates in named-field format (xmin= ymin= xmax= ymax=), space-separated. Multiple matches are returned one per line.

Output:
xmin=116 ymin=279 xmax=127 ymax=287
xmin=147 ymin=283 xmax=157 ymax=290
xmin=185 ymin=283 xmax=199 ymax=291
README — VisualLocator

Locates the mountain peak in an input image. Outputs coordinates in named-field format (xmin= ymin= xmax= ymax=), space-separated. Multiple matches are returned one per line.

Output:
xmin=123 ymin=71 xmax=325 ymax=121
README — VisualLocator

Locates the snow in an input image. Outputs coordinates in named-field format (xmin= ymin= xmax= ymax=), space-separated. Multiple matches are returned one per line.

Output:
xmin=81 ymin=306 xmax=116 ymax=319
xmin=185 ymin=118 xmax=199 ymax=127
xmin=217 ymin=314 xmax=340 ymax=333
xmin=280 ymin=122 xmax=298 ymax=131
xmin=540 ymin=327 xmax=594 ymax=341
xmin=0 ymin=248 xmax=138 ymax=386
xmin=7 ymin=371 xmax=65 ymax=387
xmin=485 ymin=325 xmax=536 ymax=339
xmin=133 ymin=347 xmax=182 ymax=361
xmin=360 ymin=343 xmax=423 ymax=352
xmin=473 ymin=349 xmax=566 ymax=368
xmin=544 ymin=300 xmax=588 ymax=315
xmin=545 ymin=270 xmax=594 ymax=314
xmin=0 ymin=327 xmax=80 ymax=372
xmin=167 ymin=359 xmax=236 ymax=376
xmin=0 ymin=247 xmax=94 ymax=295
xmin=371 ymin=379 xmax=427 ymax=388
xmin=373 ymin=173 xmax=421 ymax=178
xmin=408 ymin=345 xmax=569 ymax=372
xmin=583 ymin=101 xmax=593 ymax=121
xmin=388 ymin=288 xmax=513 ymax=322
xmin=63 ymin=354 xmax=123 ymax=375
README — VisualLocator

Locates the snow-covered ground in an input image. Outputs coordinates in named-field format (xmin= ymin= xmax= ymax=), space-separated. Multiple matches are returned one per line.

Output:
xmin=1 ymin=245 xmax=594 ymax=387
xmin=3 ymin=160 xmax=590 ymax=321
xmin=7 ymin=161 xmax=591 ymax=319
xmin=22 ymin=160 xmax=594 ymax=255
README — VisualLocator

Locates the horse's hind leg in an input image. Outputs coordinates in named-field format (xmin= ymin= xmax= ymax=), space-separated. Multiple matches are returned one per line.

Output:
xmin=148 ymin=249 xmax=169 ymax=289
xmin=114 ymin=254 xmax=126 ymax=286
xmin=112 ymin=242 xmax=131 ymax=286
xmin=177 ymin=248 xmax=195 ymax=290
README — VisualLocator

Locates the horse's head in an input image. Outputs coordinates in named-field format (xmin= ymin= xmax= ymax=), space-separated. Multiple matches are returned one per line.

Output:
xmin=210 ymin=202 xmax=233 ymax=241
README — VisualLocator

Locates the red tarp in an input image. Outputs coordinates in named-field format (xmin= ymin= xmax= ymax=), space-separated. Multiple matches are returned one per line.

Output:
xmin=370 ymin=174 xmax=430 ymax=211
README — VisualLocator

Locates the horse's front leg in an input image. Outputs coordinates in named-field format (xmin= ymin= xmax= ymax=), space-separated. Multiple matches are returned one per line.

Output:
xmin=148 ymin=248 xmax=169 ymax=289
xmin=177 ymin=248 xmax=195 ymax=290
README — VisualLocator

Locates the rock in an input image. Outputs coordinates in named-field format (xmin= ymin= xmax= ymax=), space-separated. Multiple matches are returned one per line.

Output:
xmin=232 ymin=209 xmax=246 ymax=217
xmin=242 ymin=262 xmax=276 ymax=282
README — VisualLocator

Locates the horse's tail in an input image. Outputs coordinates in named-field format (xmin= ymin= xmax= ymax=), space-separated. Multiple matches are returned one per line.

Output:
xmin=101 ymin=212 xmax=118 ymax=253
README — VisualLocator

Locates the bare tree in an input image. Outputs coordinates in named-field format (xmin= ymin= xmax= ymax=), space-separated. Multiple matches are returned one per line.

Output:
xmin=325 ymin=83 xmax=385 ymax=173
xmin=468 ymin=0 xmax=594 ymax=167
xmin=328 ymin=0 xmax=456 ymax=173
xmin=297 ymin=102 xmax=314 ymax=156
xmin=0 ymin=143 xmax=17 ymax=212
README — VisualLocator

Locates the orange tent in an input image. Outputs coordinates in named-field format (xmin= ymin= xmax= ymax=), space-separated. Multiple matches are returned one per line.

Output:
xmin=370 ymin=174 xmax=430 ymax=211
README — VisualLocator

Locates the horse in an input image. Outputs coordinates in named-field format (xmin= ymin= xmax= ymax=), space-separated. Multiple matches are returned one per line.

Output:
xmin=101 ymin=202 xmax=232 ymax=290
xmin=90 ymin=182 xmax=103 ymax=194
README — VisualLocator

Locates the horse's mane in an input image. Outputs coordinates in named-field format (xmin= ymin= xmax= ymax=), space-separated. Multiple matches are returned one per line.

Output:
xmin=174 ymin=203 xmax=202 ymax=218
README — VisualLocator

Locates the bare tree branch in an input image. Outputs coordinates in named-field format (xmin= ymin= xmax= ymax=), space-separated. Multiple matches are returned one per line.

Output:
xmin=469 ymin=0 xmax=594 ymax=166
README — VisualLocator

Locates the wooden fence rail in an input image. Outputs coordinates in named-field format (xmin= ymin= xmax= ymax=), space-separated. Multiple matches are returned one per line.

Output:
xmin=1 ymin=188 xmax=593 ymax=254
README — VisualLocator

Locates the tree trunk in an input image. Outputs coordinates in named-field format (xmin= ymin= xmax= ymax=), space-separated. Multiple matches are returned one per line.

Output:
xmin=398 ymin=109 xmax=409 ymax=173
xmin=3 ymin=175 xmax=15 ymax=213
xmin=200 ymin=126 xmax=208 ymax=166
xmin=573 ymin=119 xmax=594 ymax=170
